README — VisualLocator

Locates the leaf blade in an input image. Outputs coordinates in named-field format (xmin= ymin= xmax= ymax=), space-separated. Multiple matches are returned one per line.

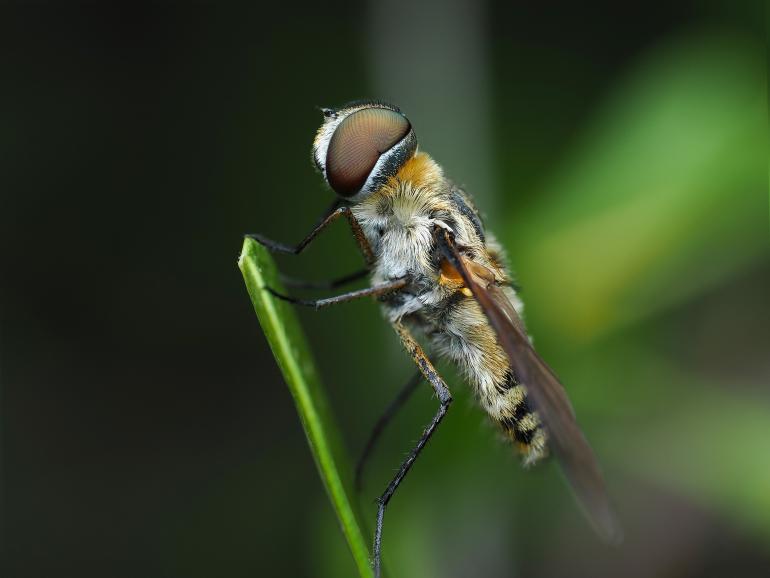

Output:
xmin=238 ymin=237 xmax=373 ymax=578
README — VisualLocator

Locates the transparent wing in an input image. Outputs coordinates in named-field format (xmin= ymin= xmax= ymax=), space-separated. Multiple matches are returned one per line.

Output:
xmin=438 ymin=229 xmax=622 ymax=544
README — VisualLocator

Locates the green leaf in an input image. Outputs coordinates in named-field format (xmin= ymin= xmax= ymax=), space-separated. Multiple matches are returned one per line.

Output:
xmin=238 ymin=237 xmax=374 ymax=578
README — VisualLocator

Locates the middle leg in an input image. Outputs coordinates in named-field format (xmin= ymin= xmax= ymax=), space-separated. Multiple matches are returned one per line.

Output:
xmin=280 ymin=268 xmax=369 ymax=290
xmin=266 ymin=278 xmax=407 ymax=310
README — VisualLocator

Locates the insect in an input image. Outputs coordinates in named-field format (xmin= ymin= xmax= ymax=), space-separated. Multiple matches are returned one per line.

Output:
xmin=248 ymin=100 xmax=621 ymax=575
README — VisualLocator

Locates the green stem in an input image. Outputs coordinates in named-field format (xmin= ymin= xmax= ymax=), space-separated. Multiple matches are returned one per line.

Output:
xmin=238 ymin=238 xmax=374 ymax=578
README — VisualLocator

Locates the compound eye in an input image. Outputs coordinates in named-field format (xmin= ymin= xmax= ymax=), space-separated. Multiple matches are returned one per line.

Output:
xmin=326 ymin=108 xmax=411 ymax=197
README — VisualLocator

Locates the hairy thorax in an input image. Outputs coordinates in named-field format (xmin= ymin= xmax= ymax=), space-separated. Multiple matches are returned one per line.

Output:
xmin=351 ymin=153 xmax=510 ymax=401
xmin=351 ymin=154 xmax=476 ymax=318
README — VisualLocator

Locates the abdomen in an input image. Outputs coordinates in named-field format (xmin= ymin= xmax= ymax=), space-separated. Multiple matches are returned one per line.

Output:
xmin=426 ymin=295 xmax=548 ymax=464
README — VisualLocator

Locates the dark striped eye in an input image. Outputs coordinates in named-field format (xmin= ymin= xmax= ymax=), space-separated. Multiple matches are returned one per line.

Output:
xmin=326 ymin=108 xmax=411 ymax=197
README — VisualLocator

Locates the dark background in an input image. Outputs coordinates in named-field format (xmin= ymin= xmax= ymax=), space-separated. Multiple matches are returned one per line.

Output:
xmin=2 ymin=2 xmax=768 ymax=577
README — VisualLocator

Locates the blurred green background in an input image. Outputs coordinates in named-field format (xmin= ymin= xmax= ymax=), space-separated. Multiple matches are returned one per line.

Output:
xmin=2 ymin=1 xmax=768 ymax=577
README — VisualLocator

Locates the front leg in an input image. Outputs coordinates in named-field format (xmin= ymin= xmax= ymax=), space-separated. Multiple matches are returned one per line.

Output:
xmin=246 ymin=199 xmax=375 ymax=266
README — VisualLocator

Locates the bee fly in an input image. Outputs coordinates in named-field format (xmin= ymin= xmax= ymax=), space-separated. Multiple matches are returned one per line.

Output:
xmin=248 ymin=100 xmax=621 ymax=575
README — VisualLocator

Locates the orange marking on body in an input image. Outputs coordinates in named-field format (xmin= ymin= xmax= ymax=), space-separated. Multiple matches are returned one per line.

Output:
xmin=439 ymin=259 xmax=476 ymax=296
xmin=392 ymin=152 xmax=444 ymax=190
xmin=439 ymin=259 xmax=463 ymax=283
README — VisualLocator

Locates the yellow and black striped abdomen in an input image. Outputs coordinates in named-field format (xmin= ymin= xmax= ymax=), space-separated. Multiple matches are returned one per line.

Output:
xmin=496 ymin=373 xmax=548 ymax=465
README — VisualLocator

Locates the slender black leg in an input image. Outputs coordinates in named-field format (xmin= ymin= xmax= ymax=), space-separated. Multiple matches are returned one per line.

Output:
xmin=246 ymin=200 xmax=376 ymax=265
xmin=280 ymin=268 xmax=369 ymax=290
xmin=373 ymin=323 xmax=452 ymax=578
xmin=354 ymin=370 xmax=424 ymax=492
xmin=266 ymin=278 xmax=407 ymax=310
